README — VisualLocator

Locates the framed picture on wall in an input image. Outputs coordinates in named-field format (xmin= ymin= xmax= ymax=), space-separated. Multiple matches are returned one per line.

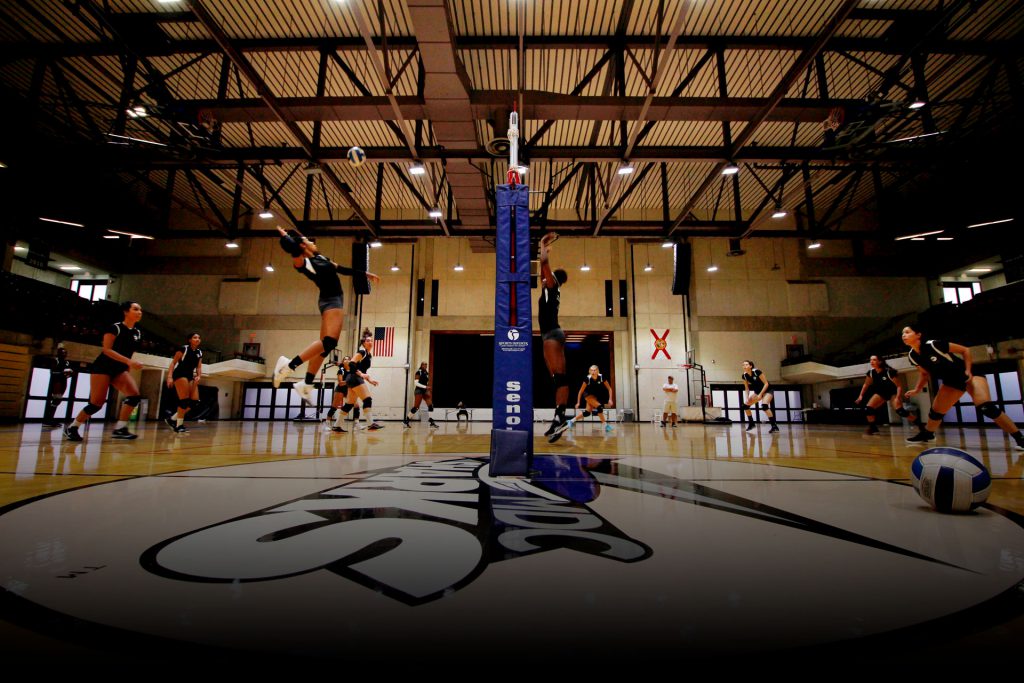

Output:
xmin=242 ymin=342 xmax=261 ymax=359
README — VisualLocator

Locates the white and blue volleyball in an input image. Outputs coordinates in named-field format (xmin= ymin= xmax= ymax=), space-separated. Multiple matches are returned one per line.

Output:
xmin=911 ymin=447 xmax=991 ymax=513
xmin=347 ymin=146 xmax=366 ymax=167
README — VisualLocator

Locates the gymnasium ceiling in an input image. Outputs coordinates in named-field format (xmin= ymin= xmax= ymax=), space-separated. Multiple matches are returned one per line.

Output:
xmin=0 ymin=0 xmax=1021 ymax=251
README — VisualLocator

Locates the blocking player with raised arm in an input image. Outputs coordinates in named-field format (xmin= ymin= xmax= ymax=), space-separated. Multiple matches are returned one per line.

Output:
xmin=165 ymin=332 xmax=203 ymax=433
xmin=538 ymin=233 xmax=572 ymax=443
xmin=403 ymin=361 xmax=439 ymax=429
xmin=272 ymin=226 xmax=380 ymax=404
xmin=902 ymin=324 xmax=1024 ymax=449
xmin=741 ymin=360 xmax=779 ymax=433
xmin=337 ymin=329 xmax=384 ymax=431
xmin=64 ymin=301 xmax=145 ymax=442
xmin=855 ymin=354 xmax=917 ymax=435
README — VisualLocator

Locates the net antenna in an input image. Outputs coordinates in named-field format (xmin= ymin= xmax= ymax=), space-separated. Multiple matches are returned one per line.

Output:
xmin=507 ymin=102 xmax=521 ymax=186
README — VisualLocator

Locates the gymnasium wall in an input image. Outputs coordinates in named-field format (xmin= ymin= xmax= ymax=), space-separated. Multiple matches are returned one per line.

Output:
xmin=109 ymin=234 xmax=933 ymax=420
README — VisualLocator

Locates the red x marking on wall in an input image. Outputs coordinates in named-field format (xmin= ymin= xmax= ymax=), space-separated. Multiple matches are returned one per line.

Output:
xmin=651 ymin=329 xmax=671 ymax=360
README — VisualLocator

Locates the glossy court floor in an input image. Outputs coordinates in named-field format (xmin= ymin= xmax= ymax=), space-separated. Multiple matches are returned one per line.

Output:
xmin=1 ymin=418 xmax=1022 ymax=670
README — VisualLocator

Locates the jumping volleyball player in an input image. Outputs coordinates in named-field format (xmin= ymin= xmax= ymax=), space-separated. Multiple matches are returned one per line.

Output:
xmin=902 ymin=324 xmax=1024 ymax=449
xmin=538 ymin=232 xmax=572 ymax=443
xmin=272 ymin=227 xmax=380 ymax=402
xmin=64 ymin=301 xmax=144 ymax=442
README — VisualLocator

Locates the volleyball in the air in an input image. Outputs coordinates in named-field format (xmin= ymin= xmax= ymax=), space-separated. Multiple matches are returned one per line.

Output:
xmin=910 ymin=447 xmax=991 ymax=513
xmin=347 ymin=146 xmax=366 ymax=167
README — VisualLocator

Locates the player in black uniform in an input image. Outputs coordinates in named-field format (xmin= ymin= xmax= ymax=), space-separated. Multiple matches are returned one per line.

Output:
xmin=403 ymin=361 xmax=438 ymax=428
xmin=272 ymin=226 xmax=380 ymax=405
xmin=165 ymin=332 xmax=203 ymax=433
xmin=337 ymin=329 xmax=384 ymax=431
xmin=42 ymin=345 xmax=75 ymax=427
xmin=64 ymin=301 xmax=144 ymax=442
xmin=902 ymin=324 xmax=1024 ymax=449
xmin=322 ymin=354 xmax=349 ymax=433
xmin=565 ymin=365 xmax=615 ymax=433
xmin=538 ymin=233 xmax=572 ymax=443
xmin=741 ymin=360 xmax=779 ymax=433
xmin=855 ymin=355 xmax=917 ymax=435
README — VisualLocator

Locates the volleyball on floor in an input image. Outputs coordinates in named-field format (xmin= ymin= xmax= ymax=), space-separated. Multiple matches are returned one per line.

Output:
xmin=347 ymin=146 xmax=366 ymax=167
xmin=910 ymin=447 xmax=991 ymax=513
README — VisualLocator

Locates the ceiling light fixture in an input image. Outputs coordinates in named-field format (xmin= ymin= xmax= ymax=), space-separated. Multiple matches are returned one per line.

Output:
xmin=39 ymin=217 xmax=84 ymax=227
xmin=661 ymin=241 xmax=673 ymax=248
xmin=807 ymin=241 xmax=822 ymax=249
xmin=107 ymin=229 xmax=154 ymax=240
xmin=265 ymin=263 xmax=275 ymax=272
xmin=908 ymin=99 xmax=927 ymax=110
xmin=967 ymin=268 xmax=992 ymax=273
xmin=259 ymin=208 xmax=273 ymax=219
xmin=429 ymin=208 xmax=443 ymax=219
xmin=409 ymin=164 xmax=426 ymax=176
xmin=105 ymin=133 xmax=167 ymax=147
xmin=936 ymin=237 xmax=954 ymax=241
xmin=643 ymin=264 xmax=653 ymax=272
xmin=967 ymin=218 xmax=1013 ymax=229
xmin=706 ymin=265 xmax=718 ymax=273
xmin=390 ymin=263 xmax=400 ymax=272
xmin=126 ymin=105 xmax=148 ymax=119
xmin=13 ymin=245 xmax=27 ymax=251
xmin=895 ymin=229 xmax=944 ymax=241
xmin=103 ymin=235 xmax=120 ymax=239
xmin=59 ymin=265 xmax=81 ymax=271
xmin=370 ymin=240 xmax=383 ymax=248
xmin=772 ymin=209 xmax=788 ymax=219
xmin=226 ymin=241 xmax=240 ymax=249
xmin=618 ymin=165 xmax=635 ymax=175
xmin=721 ymin=162 xmax=739 ymax=176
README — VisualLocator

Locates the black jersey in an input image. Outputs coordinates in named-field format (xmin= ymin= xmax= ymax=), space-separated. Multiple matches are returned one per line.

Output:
xmin=50 ymin=358 xmax=74 ymax=380
xmin=538 ymin=281 xmax=561 ymax=333
xmin=174 ymin=345 xmax=203 ymax=378
xmin=350 ymin=350 xmax=372 ymax=374
xmin=867 ymin=367 xmax=897 ymax=387
xmin=296 ymin=254 xmax=343 ymax=298
xmin=415 ymin=368 xmax=430 ymax=387
xmin=908 ymin=340 xmax=968 ymax=383
xmin=92 ymin=322 xmax=142 ymax=374
xmin=742 ymin=369 xmax=766 ymax=393
xmin=583 ymin=374 xmax=608 ymax=401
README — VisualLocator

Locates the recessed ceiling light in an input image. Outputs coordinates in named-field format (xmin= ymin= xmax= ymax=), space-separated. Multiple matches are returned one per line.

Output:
xmin=936 ymin=237 xmax=954 ymax=241
xmin=967 ymin=268 xmax=992 ymax=273
xmin=910 ymin=238 xmax=926 ymax=241
xmin=103 ymin=235 xmax=120 ymax=239
xmin=59 ymin=265 xmax=81 ymax=271
xmin=706 ymin=265 xmax=718 ymax=272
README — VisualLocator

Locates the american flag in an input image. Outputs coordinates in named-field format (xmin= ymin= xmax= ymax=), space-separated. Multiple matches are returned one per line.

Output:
xmin=373 ymin=326 xmax=394 ymax=357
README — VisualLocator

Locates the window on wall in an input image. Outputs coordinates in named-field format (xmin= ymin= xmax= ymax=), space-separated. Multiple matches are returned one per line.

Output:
xmin=711 ymin=384 xmax=804 ymax=424
xmin=24 ymin=364 xmax=107 ymax=421
xmin=70 ymin=279 xmax=109 ymax=302
xmin=241 ymin=382 xmax=333 ymax=421
xmin=941 ymin=368 xmax=1023 ymax=426
xmin=942 ymin=282 xmax=981 ymax=304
